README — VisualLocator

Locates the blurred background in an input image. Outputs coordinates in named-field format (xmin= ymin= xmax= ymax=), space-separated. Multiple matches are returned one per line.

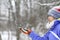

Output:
xmin=0 ymin=0 xmax=60 ymax=40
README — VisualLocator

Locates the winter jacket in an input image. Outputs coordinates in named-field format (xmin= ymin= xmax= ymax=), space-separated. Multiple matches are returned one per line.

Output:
xmin=29 ymin=20 xmax=60 ymax=40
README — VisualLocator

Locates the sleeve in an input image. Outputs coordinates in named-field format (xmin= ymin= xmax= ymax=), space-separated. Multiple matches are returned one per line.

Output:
xmin=56 ymin=24 xmax=60 ymax=38
xmin=51 ymin=24 xmax=60 ymax=39
xmin=29 ymin=31 xmax=49 ymax=40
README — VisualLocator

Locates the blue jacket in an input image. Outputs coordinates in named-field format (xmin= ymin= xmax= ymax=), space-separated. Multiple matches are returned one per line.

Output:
xmin=29 ymin=20 xmax=60 ymax=40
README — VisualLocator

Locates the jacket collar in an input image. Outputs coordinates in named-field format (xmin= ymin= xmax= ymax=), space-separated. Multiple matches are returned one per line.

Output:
xmin=50 ymin=20 xmax=60 ymax=31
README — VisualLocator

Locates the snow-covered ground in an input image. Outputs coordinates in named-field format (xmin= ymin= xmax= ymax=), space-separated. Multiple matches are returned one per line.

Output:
xmin=0 ymin=31 xmax=32 ymax=40
xmin=0 ymin=31 xmax=17 ymax=40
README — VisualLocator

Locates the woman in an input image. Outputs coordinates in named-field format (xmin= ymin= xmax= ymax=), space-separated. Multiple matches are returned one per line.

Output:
xmin=20 ymin=6 xmax=60 ymax=40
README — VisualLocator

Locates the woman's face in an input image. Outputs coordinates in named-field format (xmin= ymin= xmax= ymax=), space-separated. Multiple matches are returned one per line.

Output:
xmin=48 ymin=16 xmax=55 ymax=22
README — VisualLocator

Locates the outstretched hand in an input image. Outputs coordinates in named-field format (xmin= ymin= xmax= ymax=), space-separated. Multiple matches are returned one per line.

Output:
xmin=19 ymin=27 xmax=32 ymax=35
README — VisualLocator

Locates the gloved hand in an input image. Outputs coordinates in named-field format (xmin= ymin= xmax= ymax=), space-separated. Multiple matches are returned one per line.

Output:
xmin=20 ymin=27 xmax=32 ymax=35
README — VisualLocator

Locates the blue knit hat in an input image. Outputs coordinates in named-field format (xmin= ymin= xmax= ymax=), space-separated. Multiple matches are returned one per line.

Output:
xmin=48 ymin=6 xmax=60 ymax=19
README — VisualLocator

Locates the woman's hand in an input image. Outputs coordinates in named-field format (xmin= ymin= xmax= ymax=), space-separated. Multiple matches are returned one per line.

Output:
xmin=19 ymin=27 xmax=32 ymax=35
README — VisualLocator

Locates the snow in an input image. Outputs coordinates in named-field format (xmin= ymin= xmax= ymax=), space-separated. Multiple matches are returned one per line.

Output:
xmin=0 ymin=31 xmax=17 ymax=40
xmin=0 ymin=31 xmax=32 ymax=40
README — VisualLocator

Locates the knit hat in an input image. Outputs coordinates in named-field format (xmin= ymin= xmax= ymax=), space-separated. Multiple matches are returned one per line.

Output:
xmin=48 ymin=6 xmax=60 ymax=19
